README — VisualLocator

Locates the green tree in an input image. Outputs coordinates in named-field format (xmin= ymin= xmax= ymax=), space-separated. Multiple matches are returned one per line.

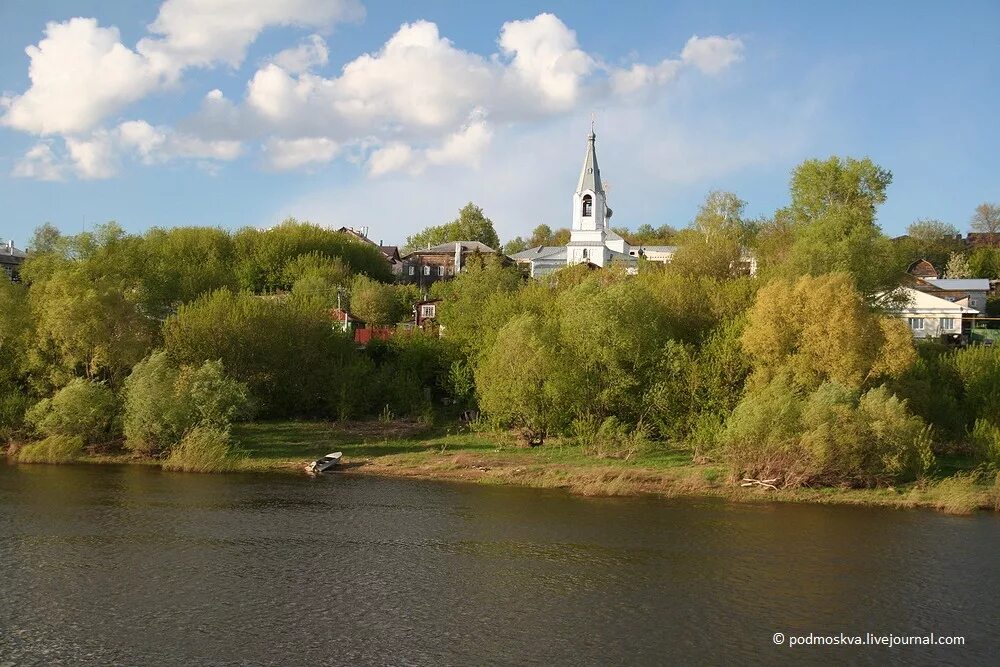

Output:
xmin=123 ymin=351 xmax=251 ymax=455
xmin=163 ymin=289 xmax=354 ymax=418
xmin=782 ymin=157 xmax=903 ymax=300
xmin=404 ymin=203 xmax=501 ymax=252
xmin=25 ymin=378 xmax=118 ymax=446
xmin=968 ymin=247 xmax=1000 ymax=279
xmin=349 ymin=275 xmax=415 ymax=326
xmin=233 ymin=218 xmax=392 ymax=292
xmin=503 ymin=237 xmax=528 ymax=254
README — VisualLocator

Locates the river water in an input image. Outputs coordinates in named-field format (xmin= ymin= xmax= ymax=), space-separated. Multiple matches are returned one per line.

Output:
xmin=0 ymin=463 xmax=997 ymax=666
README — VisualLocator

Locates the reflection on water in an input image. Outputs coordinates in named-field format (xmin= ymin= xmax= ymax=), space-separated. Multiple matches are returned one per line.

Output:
xmin=1 ymin=463 xmax=997 ymax=665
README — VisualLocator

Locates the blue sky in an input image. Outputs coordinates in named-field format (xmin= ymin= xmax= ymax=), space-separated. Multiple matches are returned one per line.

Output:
xmin=1 ymin=0 xmax=998 ymax=248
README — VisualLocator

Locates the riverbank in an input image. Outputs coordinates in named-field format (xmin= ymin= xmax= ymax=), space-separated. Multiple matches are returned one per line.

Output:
xmin=15 ymin=420 xmax=996 ymax=515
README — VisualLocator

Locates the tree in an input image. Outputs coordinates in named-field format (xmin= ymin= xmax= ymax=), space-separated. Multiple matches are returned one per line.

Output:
xmin=971 ymin=202 xmax=1000 ymax=235
xmin=944 ymin=252 xmax=973 ymax=279
xmin=474 ymin=313 xmax=583 ymax=444
xmin=349 ymin=275 xmax=414 ymax=327
xmin=742 ymin=273 xmax=915 ymax=391
xmin=529 ymin=224 xmax=553 ymax=247
xmin=782 ymin=156 xmax=903 ymax=301
xmin=25 ymin=378 xmax=118 ymax=446
xmin=123 ymin=351 xmax=251 ymax=455
xmin=433 ymin=255 xmax=525 ymax=356
xmin=233 ymin=218 xmax=392 ymax=292
xmin=907 ymin=219 xmax=960 ymax=241
xmin=163 ymin=289 xmax=354 ymax=418
xmin=28 ymin=267 xmax=157 ymax=388
xmin=404 ymin=203 xmax=501 ymax=252
xmin=900 ymin=219 xmax=964 ymax=270
xmin=503 ymin=237 xmax=528 ymax=254
xmin=968 ymin=247 xmax=1000 ymax=279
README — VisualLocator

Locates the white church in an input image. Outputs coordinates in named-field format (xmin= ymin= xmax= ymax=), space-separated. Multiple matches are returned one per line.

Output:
xmin=510 ymin=130 xmax=677 ymax=277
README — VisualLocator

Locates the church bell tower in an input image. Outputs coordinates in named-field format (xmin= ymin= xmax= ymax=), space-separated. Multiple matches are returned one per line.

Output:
xmin=568 ymin=130 xmax=611 ymax=266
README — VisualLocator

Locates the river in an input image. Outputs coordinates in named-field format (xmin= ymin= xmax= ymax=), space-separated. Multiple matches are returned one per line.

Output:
xmin=0 ymin=463 xmax=997 ymax=665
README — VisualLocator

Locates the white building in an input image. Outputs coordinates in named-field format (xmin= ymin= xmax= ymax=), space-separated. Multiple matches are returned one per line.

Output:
xmin=889 ymin=286 xmax=978 ymax=339
xmin=918 ymin=278 xmax=990 ymax=313
xmin=510 ymin=131 xmax=677 ymax=277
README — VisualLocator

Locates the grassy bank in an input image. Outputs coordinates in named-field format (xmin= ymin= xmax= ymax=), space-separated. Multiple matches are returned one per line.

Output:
xmin=11 ymin=420 xmax=1000 ymax=514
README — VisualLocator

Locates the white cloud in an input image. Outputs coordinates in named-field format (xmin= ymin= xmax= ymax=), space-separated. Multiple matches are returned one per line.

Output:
xmin=367 ymin=143 xmax=418 ymax=176
xmin=2 ymin=18 xmax=161 ymax=135
xmin=138 ymin=0 xmax=362 ymax=70
xmin=497 ymin=13 xmax=594 ymax=112
xmin=264 ymin=137 xmax=340 ymax=170
xmin=3 ymin=7 xmax=748 ymax=182
xmin=269 ymin=34 xmax=329 ymax=73
xmin=1 ymin=1 xmax=363 ymax=137
xmin=425 ymin=117 xmax=493 ymax=168
xmin=681 ymin=35 xmax=744 ymax=75
xmin=66 ymin=132 xmax=119 ymax=179
xmin=11 ymin=143 xmax=66 ymax=181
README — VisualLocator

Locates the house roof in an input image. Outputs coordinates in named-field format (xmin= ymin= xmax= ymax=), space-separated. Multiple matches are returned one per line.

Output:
xmin=889 ymin=287 xmax=979 ymax=315
xmin=510 ymin=245 xmax=565 ymax=260
xmin=404 ymin=241 xmax=497 ymax=257
xmin=923 ymin=278 xmax=990 ymax=291
xmin=0 ymin=243 xmax=27 ymax=261
xmin=636 ymin=245 xmax=678 ymax=253
xmin=906 ymin=259 xmax=939 ymax=278
xmin=379 ymin=245 xmax=400 ymax=261
xmin=576 ymin=130 xmax=604 ymax=195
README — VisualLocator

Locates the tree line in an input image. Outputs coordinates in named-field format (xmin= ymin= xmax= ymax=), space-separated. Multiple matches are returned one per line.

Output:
xmin=1 ymin=156 xmax=999 ymax=485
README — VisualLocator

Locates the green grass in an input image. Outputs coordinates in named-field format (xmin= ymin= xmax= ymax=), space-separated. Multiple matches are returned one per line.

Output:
xmin=50 ymin=419 xmax=998 ymax=513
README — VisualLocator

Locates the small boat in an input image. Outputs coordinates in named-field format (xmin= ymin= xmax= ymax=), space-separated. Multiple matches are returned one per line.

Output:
xmin=306 ymin=452 xmax=342 ymax=473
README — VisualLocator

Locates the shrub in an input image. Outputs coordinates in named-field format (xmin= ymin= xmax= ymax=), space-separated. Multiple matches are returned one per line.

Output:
xmin=722 ymin=376 xmax=933 ymax=487
xmin=970 ymin=419 xmax=1000 ymax=468
xmin=924 ymin=474 xmax=983 ymax=515
xmin=16 ymin=434 xmax=84 ymax=464
xmin=162 ymin=426 xmax=244 ymax=473
xmin=948 ymin=345 xmax=1000 ymax=429
xmin=25 ymin=378 xmax=118 ymax=446
xmin=164 ymin=289 xmax=353 ymax=418
xmin=123 ymin=351 xmax=251 ymax=455
xmin=0 ymin=381 xmax=33 ymax=442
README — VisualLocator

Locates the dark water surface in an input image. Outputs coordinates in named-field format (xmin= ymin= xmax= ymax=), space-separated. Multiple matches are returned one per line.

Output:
xmin=1 ymin=463 xmax=998 ymax=666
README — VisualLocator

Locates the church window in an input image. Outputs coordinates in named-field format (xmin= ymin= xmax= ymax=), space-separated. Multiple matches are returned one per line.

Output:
xmin=582 ymin=248 xmax=589 ymax=259
xmin=582 ymin=194 xmax=593 ymax=217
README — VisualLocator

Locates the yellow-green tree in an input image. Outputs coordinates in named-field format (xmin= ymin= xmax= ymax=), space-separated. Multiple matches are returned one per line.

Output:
xmin=742 ymin=273 xmax=915 ymax=390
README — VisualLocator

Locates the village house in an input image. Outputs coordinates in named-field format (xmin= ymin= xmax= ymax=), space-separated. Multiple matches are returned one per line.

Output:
xmin=887 ymin=286 xmax=978 ymax=342
xmin=400 ymin=241 xmax=501 ymax=287
xmin=1 ymin=240 xmax=26 ymax=281
xmin=914 ymin=277 xmax=990 ymax=313
xmin=413 ymin=298 xmax=442 ymax=328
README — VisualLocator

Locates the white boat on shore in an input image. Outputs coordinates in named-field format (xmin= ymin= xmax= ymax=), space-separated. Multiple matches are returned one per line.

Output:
xmin=306 ymin=452 xmax=342 ymax=473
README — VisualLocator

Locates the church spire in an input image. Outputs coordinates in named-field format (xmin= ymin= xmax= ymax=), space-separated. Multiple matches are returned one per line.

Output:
xmin=576 ymin=129 xmax=603 ymax=195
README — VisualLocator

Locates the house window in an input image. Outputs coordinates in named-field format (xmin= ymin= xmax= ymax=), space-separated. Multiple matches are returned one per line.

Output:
xmin=423 ymin=265 xmax=430 ymax=276
xmin=421 ymin=304 xmax=436 ymax=319
xmin=908 ymin=317 xmax=924 ymax=331
xmin=408 ymin=266 xmax=415 ymax=276
xmin=438 ymin=265 xmax=445 ymax=277
xmin=582 ymin=194 xmax=593 ymax=217
xmin=940 ymin=317 xmax=955 ymax=330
